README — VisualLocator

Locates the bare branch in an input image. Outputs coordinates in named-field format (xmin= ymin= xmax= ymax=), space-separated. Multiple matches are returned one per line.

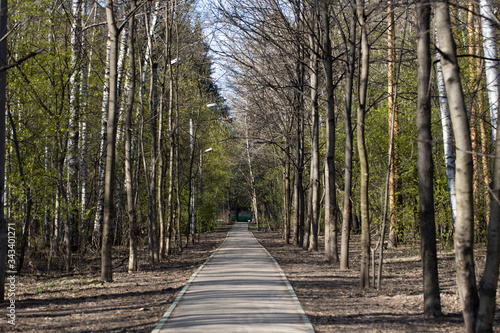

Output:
xmin=0 ymin=49 xmax=45 ymax=73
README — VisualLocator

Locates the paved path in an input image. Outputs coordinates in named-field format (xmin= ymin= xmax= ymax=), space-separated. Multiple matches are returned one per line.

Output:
xmin=152 ymin=222 xmax=314 ymax=333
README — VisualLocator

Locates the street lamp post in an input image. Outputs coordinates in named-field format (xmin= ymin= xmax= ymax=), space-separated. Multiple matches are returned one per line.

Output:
xmin=188 ymin=104 xmax=217 ymax=242
xmin=199 ymin=147 xmax=213 ymax=233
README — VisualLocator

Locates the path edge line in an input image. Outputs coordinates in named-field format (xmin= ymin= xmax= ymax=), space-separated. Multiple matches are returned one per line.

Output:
xmin=251 ymin=230 xmax=316 ymax=333
xmin=151 ymin=226 xmax=232 ymax=333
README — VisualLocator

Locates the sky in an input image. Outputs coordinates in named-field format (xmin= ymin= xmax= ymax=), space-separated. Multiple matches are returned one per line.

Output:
xmin=195 ymin=0 xmax=233 ymax=101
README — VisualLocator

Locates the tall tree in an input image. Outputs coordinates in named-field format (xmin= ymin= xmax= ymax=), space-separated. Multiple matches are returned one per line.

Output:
xmin=244 ymin=115 xmax=260 ymax=231
xmin=357 ymin=0 xmax=371 ymax=289
xmin=66 ymin=0 xmax=82 ymax=273
xmin=93 ymin=37 xmax=111 ymax=247
xmin=125 ymin=0 xmax=138 ymax=273
xmin=387 ymin=0 xmax=398 ymax=248
xmin=479 ymin=0 xmax=499 ymax=142
xmin=165 ymin=0 xmax=176 ymax=255
xmin=101 ymin=0 xmax=121 ymax=282
xmin=322 ymin=0 xmax=338 ymax=261
xmin=476 ymin=97 xmax=500 ymax=333
xmin=340 ymin=1 xmax=356 ymax=270
xmin=308 ymin=3 xmax=320 ymax=252
xmin=435 ymin=0 xmax=477 ymax=330
xmin=416 ymin=0 xmax=441 ymax=317
xmin=435 ymin=30 xmax=457 ymax=224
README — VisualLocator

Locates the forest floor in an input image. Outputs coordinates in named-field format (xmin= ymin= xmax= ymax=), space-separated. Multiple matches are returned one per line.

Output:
xmin=2 ymin=223 xmax=232 ymax=332
xmin=4 ymin=222 xmax=499 ymax=332
xmin=254 ymin=229 xmax=500 ymax=333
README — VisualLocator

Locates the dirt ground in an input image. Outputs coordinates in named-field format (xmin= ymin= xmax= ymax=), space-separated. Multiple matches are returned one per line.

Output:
xmin=253 ymin=230 xmax=500 ymax=333
xmin=1 ymin=224 xmax=232 ymax=332
xmin=2 ymin=223 xmax=499 ymax=332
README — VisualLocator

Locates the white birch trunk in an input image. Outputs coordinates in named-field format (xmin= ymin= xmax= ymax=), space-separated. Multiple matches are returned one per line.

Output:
xmin=93 ymin=37 xmax=111 ymax=246
xmin=480 ymin=0 xmax=499 ymax=142
xmin=79 ymin=0 xmax=90 ymax=228
xmin=67 ymin=0 xmax=82 ymax=269
xmin=435 ymin=30 xmax=457 ymax=225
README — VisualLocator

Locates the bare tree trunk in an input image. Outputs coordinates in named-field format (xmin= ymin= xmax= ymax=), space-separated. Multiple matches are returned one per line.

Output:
xmin=244 ymin=115 xmax=260 ymax=230
xmin=66 ymin=0 xmax=82 ymax=272
xmin=93 ymin=37 xmax=111 ymax=247
xmin=480 ymin=0 xmax=499 ymax=142
xmin=148 ymin=60 xmax=159 ymax=261
xmin=468 ymin=3 xmax=482 ymax=237
xmin=435 ymin=1 xmax=478 ymax=330
xmin=340 ymin=2 xmax=356 ymax=270
xmin=165 ymin=1 xmax=175 ymax=254
xmin=292 ymin=1 xmax=305 ymax=248
xmin=175 ymin=57 xmax=182 ymax=251
xmin=303 ymin=187 xmax=312 ymax=250
xmin=283 ymin=151 xmax=291 ymax=243
xmin=101 ymin=0 xmax=120 ymax=282
xmin=476 ymin=22 xmax=491 ymax=227
xmin=308 ymin=15 xmax=320 ymax=252
xmin=188 ymin=118 xmax=195 ymax=245
xmin=125 ymin=0 xmax=138 ymax=273
xmin=322 ymin=0 xmax=337 ymax=261
xmin=176 ymin=134 xmax=182 ymax=251
xmin=294 ymin=108 xmax=305 ymax=247
xmin=357 ymin=0 xmax=370 ymax=289
xmin=160 ymin=1 xmax=174 ymax=258
xmin=158 ymin=96 xmax=165 ymax=257
xmin=476 ymin=102 xmax=500 ymax=333
xmin=387 ymin=0 xmax=398 ymax=248
xmin=416 ymin=0 xmax=442 ymax=317
xmin=80 ymin=1 xmax=97 ymax=234
xmin=435 ymin=29 xmax=456 ymax=224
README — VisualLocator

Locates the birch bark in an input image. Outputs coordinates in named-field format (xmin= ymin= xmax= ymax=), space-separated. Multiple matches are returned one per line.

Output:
xmin=480 ymin=0 xmax=499 ymax=142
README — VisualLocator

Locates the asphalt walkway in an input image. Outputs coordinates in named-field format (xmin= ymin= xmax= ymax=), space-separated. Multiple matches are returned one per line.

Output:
xmin=152 ymin=222 xmax=314 ymax=333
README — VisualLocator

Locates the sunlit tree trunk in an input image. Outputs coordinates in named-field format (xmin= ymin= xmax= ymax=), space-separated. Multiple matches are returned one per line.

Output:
xmin=93 ymin=37 xmax=111 ymax=247
xmin=387 ymin=0 xmax=398 ymax=248
xmin=475 ymin=3 xmax=500 ymax=331
xmin=476 ymin=106 xmax=500 ymax=333
xmin=148 ymin=59 xmax=159 ymax=261
xmin=468 ymin=2 xmax=482 ymax=237
xmin=158 ymin=99 xmax=165 ymax=257
xmin=322 ymin=0 xmax=337 ymax=261
xmin=66 ymin=0 xmax=82 ymax=271
xmin=293 ymin=20 xmax=305 ymax=247
xmin=125 ymin=0 xmax=137 ymax=273
xmin=340 ymin=1 xmax=356 ymax=270
xmin=244 ymin=115 xmax=260 ymax=230
xmin=188 ymin=118 xmax=195 ymax=244
xmin=165 ymin=0 xmax=175 ymax=255
xmin=435 ymin=30 xmax=456 ymax=225
xmin=161 ymin=1 xmax=175 ymax=257
xmin=480 ymin=0 xmax=499 ymax=142
xmin=416 ymin=0 xmax=442 ymax=317
xmin=435 ymin=1 xmax=477 ymax=330
xmin=308 ymin=6 xmax=320 ymax=252
xmin=357 ymin=0 xmax=370 ymax=289
xmin=101 ymin=0 xmax=120 ymax=282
